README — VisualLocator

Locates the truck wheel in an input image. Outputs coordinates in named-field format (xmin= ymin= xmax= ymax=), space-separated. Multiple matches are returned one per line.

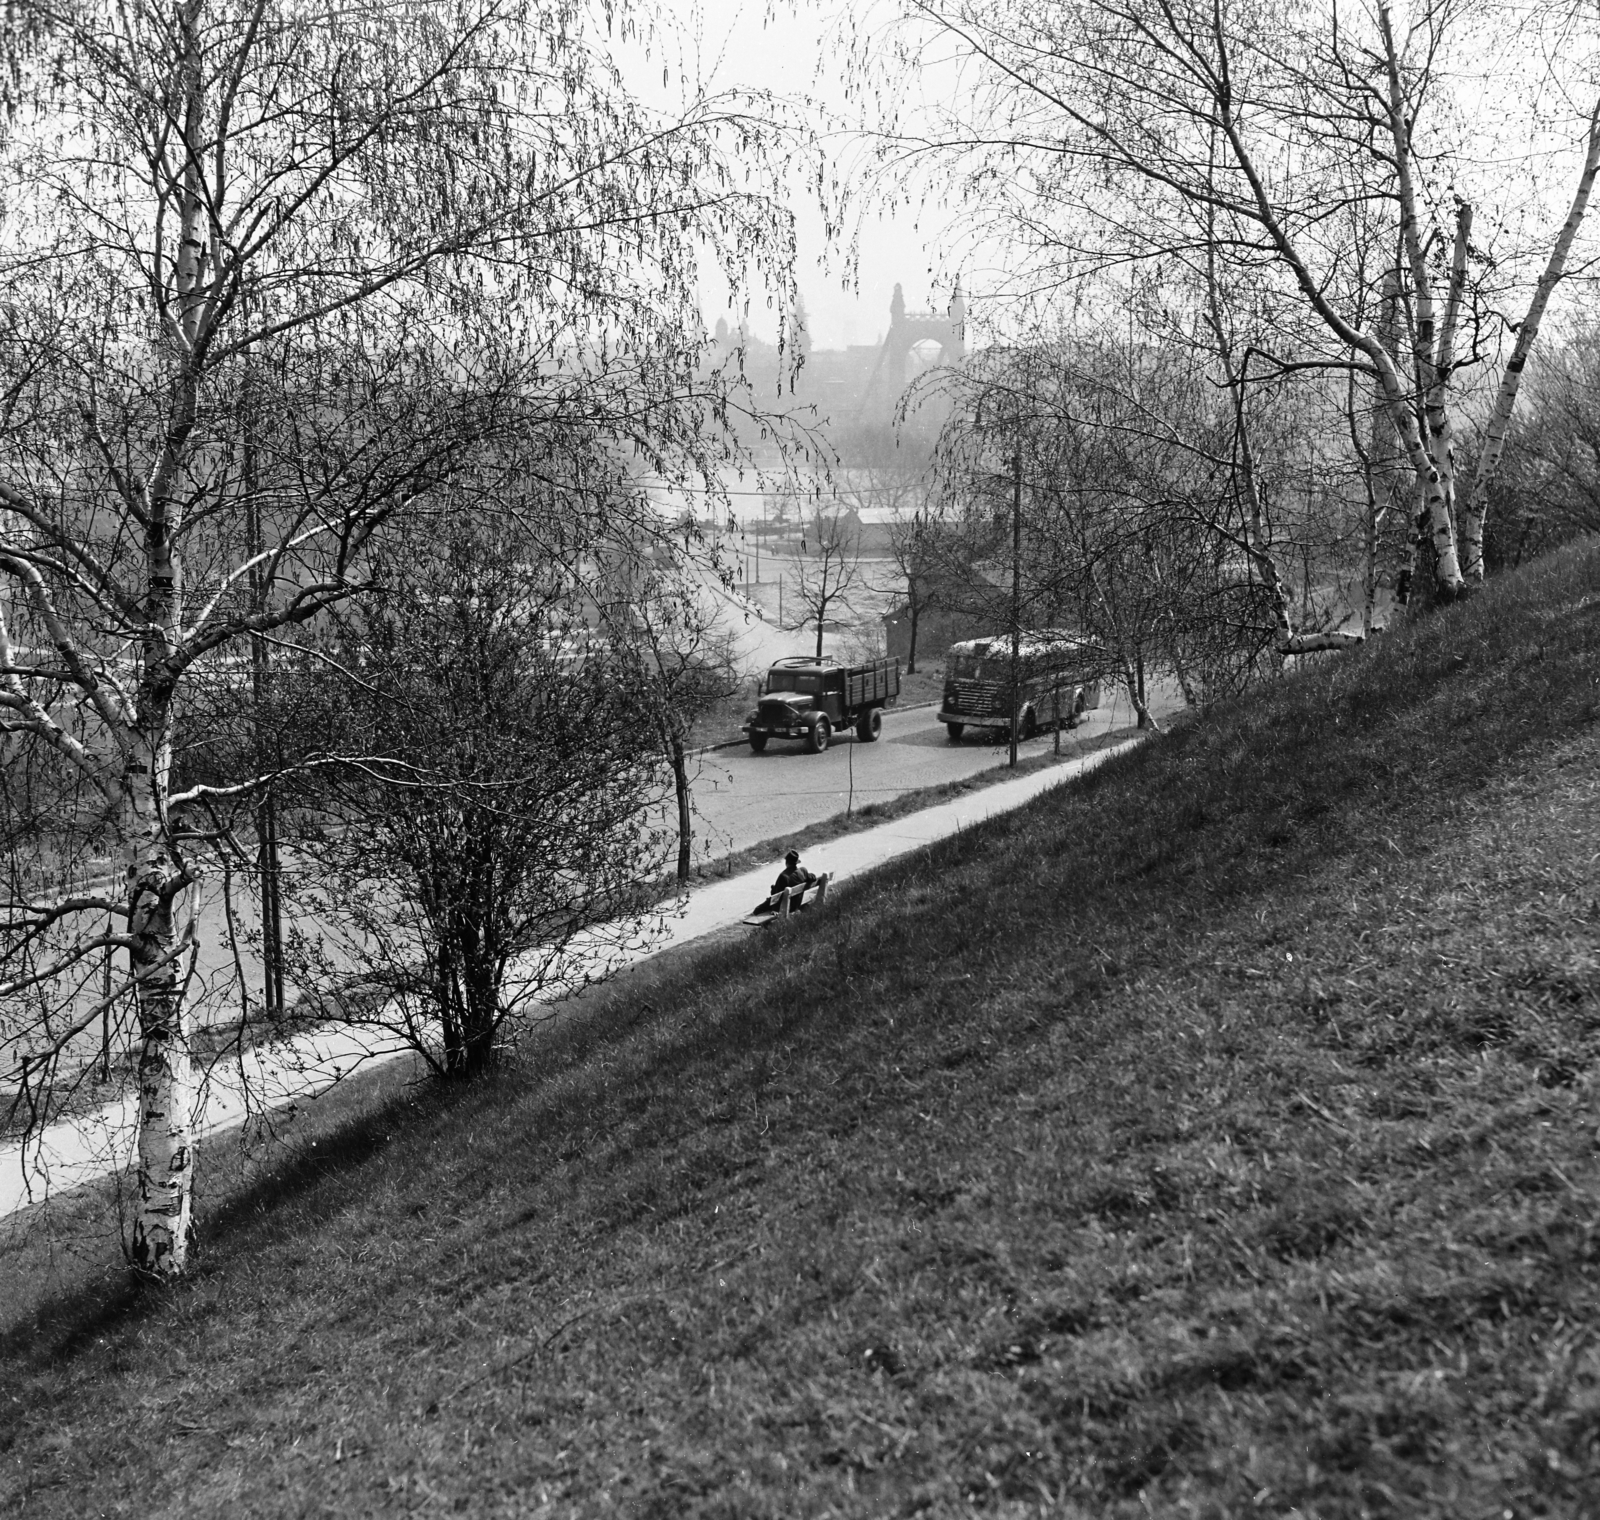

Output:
xmin=806 ymin=716 xmax=832 ymax=753
xmin=748 ymin=733 xmax=768 ymax=753
xmin=856 ymin=708 xmax=883 ymax=742
xmin=945 ymin=722 xmax=964 ymax=742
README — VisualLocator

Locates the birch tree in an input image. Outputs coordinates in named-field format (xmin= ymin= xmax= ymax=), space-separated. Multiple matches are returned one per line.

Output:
xmin=0 ymin=0 xmax=797 ymax=1275
xmin=880 ymin=506 xmax=960 ymax=674
xmin=867 ymin=0 xmax=1600 ymax=602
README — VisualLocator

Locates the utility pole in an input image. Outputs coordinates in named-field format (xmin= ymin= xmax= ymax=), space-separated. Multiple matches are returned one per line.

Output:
xmin=244 ymin=373 xmax=284 ymax=1020
xmin=100 ymin=921 xmax=113 ymax=1081
xmin=1009 ymin=423 xmax=1022 ymax=770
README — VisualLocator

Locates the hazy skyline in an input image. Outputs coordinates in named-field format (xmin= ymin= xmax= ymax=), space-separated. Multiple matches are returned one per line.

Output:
xmin=624 ymin=0 xmax=961 ymax=352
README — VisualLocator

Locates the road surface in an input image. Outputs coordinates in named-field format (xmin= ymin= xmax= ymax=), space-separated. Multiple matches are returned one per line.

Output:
xmin=180 ymin=680 xmax=1178 ymax=1003
xmin=679 ymin=678 xmax=1168 ymax=859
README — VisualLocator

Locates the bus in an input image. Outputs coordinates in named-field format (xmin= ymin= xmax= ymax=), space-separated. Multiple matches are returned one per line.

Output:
xmin=937 ymin=632 xmax=1103 ymax=742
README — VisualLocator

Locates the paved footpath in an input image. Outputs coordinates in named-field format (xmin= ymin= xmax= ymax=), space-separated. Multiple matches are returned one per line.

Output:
xmin=1 ymin=738 xmax=1142 ymax=1218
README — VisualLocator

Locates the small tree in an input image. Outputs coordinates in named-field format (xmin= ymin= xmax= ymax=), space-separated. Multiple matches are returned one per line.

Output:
xmin=882 ymin=509 xmax=947 ymax=674
xmin=830 ymin=458 xmax=952 ymax=676
xmin=786 ymin=510 xmax=863 ymax=661
xmin=603 ymin=561 xmax=741 ymax=883
xmin=281 ymin=509 xmax=667 ymax=1079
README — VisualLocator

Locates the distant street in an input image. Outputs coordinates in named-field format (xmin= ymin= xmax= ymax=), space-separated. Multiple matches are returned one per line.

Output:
xmin=679 ymin=679 xmax=1174 ymax=860
xmin=120 ymin=681 xmax=1185 ymax=1024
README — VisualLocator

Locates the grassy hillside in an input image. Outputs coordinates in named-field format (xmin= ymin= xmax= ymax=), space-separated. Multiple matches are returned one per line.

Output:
xmin=4 ymin=543 xmax=1600 ymax=1517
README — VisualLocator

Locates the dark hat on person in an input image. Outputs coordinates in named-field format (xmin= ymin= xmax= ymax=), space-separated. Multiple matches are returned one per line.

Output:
xmin=785 ymin=850 xmax=800 ymax=864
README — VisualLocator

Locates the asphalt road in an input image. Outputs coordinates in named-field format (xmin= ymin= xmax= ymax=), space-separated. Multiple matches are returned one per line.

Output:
xmin=680 ymin=679 xmax=1173 ymax=861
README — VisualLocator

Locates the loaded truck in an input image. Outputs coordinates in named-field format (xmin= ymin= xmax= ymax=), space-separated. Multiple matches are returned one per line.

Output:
xmin=938 ymin=632 xmax=1102 ymax=741
xmin=743 ymin=655 xmax=901 ymax=753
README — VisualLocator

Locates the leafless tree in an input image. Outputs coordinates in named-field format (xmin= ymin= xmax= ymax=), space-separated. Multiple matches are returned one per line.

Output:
xmin=599 ymin=561 xmax=742 ymax=884
xmin=786 ymin=509 xmax=864 ymax=661
xmin=277 ymin=499 xmax=669 ymax=1080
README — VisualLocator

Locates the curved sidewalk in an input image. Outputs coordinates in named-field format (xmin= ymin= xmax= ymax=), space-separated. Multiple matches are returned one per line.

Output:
xmin=649 ymin=737 xmax=1139 ymax=951
xmin=1 ymin=737 xmax=1142 ymax=1218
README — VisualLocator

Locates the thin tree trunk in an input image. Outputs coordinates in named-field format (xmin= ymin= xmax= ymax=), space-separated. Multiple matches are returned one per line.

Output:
xmin=1345 ymin=353 xmax=1391 ymax=635
xmin=1009 ymin=433 xmax=1021 ymax=769
xmin=670 ymin=731 xmax=693 ymax=883
xmin=1416 ymin=204 xmax=1473 ymax=559
xmin=1169 ymin=645 xmax=1199 ymax=707
xmin=1091 ymin=559 xmax=1160 ymax=733
xmin=460 ymin=925 xmax=498 ymax=1078
xmin=1459 ymin=101 xmax=1600 ymax=579
xmin=1207 ymin=280 xmax=1362 ymax=655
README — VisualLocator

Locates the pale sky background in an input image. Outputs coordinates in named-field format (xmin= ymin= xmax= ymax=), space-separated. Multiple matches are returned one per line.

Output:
xmin=617 ymin=3 xmax=1600 ymax=355
xmin=616 ymin=0 xmax=962 ymax=352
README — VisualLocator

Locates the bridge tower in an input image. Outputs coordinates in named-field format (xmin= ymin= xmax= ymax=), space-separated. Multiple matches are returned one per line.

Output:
xmin=862 ymin=278 xmax=967 ymax=415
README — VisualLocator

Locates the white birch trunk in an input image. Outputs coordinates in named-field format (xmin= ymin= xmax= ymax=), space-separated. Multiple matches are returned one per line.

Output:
xmin=1378 ymin=1 xmax=1467 ymax=599
xmin=1414 ymin=205 xmax=1472 ymax=579
xmin=127 ymin=797 xmax=196 ymax=1276
xmin=1459 ymin=102 xmax=1600 ymax=580
xmin=122 ymin=3 xmax=207 ymax=1274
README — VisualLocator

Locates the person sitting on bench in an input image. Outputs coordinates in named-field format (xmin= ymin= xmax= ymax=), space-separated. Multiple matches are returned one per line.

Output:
xmin=771 ymin=849 xmax=815 ymax=898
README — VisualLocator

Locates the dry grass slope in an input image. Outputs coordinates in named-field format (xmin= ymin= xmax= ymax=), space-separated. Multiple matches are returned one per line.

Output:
xmin=4 ymin=542 xmax=1600 ymax=1517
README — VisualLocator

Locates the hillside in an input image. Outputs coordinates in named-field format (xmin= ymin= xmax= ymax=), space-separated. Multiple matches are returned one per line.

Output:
xmin=4 ymin=543 xmax=1600 ymax=1517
